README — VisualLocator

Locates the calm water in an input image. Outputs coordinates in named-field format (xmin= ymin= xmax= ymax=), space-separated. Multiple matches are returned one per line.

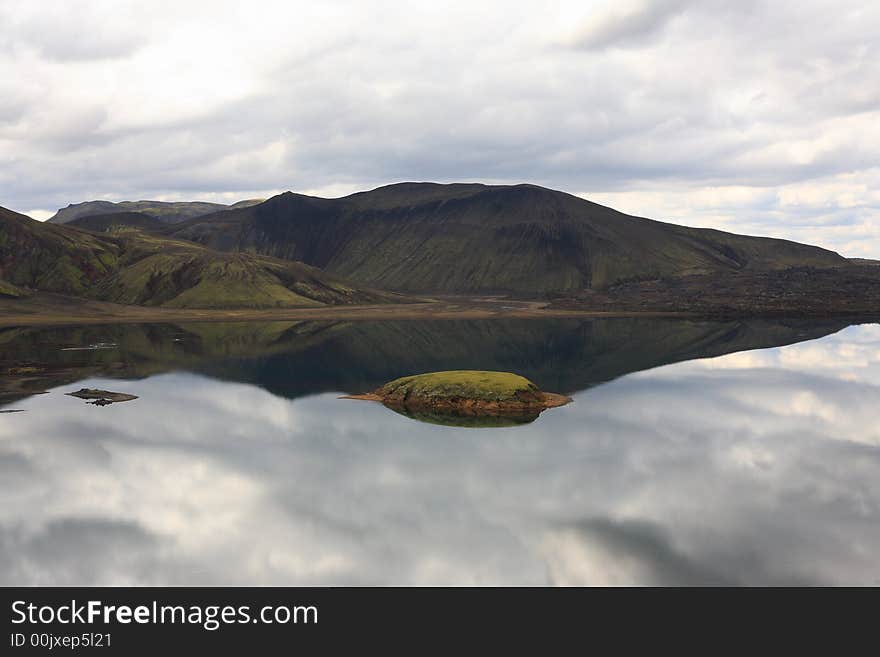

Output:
xmin=0 ymin=318 xmax=878 ymax=585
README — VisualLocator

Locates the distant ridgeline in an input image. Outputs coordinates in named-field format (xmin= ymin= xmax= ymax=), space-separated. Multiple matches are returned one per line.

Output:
xmin=1 ymin=181 xmax=871 ymax=312
xmin=47 ymin=199 xmax=264 ymax=225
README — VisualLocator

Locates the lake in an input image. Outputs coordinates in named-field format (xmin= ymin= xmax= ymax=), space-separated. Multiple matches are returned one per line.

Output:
xmin=1 ymin=317 xmax=878 ymax=585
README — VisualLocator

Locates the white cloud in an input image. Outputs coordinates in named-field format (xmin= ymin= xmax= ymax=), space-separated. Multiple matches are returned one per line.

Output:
xmin=567 ymin=0 xmax=691 ymax=50
xmin=0 ymin=0 xmax=877 ymax=256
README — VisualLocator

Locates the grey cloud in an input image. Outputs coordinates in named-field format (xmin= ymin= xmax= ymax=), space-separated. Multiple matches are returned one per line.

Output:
xmin=545 ymin=518 xmax=734 ymax=586
xmin=0 ymin=96 xmax=29 ymax=124
xmin=0 ymin=519 xmax=161 ymax=586
xmin=21 ymin=35 xmax=146 ymax=63
xmin=0 ymin=2 xmax=148 ymax=62
xmin=0 ymin=451 xmax=34 ymax=485
xmin=571 ymin=0 xmax=692 ymax=51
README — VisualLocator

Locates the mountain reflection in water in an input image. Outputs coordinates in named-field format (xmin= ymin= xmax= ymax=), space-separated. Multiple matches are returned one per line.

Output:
xmin=0 ymin=318 xmax=879 ymax=586
xmin=0 ymin=317 xmax=854 ymax=406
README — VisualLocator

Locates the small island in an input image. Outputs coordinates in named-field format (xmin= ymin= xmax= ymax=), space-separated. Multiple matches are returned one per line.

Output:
xmin=66 ymin=388 xmax=139 ymax=406
xmin=344 ymin=370 xmax=571 ymax=426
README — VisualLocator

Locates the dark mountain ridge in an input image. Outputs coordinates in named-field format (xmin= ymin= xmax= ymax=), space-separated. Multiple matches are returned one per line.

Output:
xmin=48 ymin=198 xmax=264 ymax=225
xmin=167 ymin=182 xmax=847 ymax=295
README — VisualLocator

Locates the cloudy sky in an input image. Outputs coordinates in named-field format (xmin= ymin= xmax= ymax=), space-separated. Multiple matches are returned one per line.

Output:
xmin=1 ymin=0 xmax=878 ymax=256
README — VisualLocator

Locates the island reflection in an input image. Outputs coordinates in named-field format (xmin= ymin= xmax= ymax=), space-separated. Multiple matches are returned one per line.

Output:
xmin=0 ymin=321 xmax=879 ymax=585
xmin=382 ymin=404 xmax=543 ymax=427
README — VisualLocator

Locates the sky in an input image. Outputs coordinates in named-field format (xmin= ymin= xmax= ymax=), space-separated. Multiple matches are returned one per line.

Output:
xmin=0 ymin=0 xmax=878 ymax=257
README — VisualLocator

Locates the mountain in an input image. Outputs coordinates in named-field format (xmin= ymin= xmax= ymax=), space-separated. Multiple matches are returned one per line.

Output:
xmin=0 ymin=279 xmax=26 ymax=298
xmin=166 ymin=182 xmax=847 ymax=295
xmin=67 ymin=211 xmax=165 ymax=233
xmin=48 ymin=199 xmax=264 ymax=225
xmin=0 ymin=206 xmax=405 ymax=308
xmin=0 ymin=205 xmax=120 ymax=296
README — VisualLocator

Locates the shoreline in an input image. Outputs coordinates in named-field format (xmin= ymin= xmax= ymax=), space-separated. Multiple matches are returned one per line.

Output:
xmin=0 ymin=296 xmax=691 ymax=326
xmin=1 ymin=294 xmax=877 ymax=327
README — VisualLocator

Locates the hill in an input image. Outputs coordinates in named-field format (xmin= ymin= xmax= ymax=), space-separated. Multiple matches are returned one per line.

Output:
xmin=548 ymin=265 xmax=880 ymax=317
xmin=48 ymin=198 xmax=264 ymax=224
xmin=167 ymin=182 xmax=847 ymax=295
xmin=0 ymin=279 xmax=26 ymax=298
xmin=0 ymin=206 xmax=406 ymax=308
xmin=0 ymin=205 xmax=120 ymax=296
xmin=67 ymin=211 xmax=166 ymax=233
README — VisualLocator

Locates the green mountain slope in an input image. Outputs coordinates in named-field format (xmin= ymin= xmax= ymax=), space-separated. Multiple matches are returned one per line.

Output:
xmin=167 ymin=182 xmax=847 ymax=295
xmin=67 ymin=211 xmax=166 ymax=233
xmin=48 ymin=198 xmax=264 ymax=224
xmin=0 ymin=279 xmax=27 ymax=298
xmin=0 ymin=206 xmax=120 ymax=295
xmin=0 ymin=206 xmax=404 ymax=308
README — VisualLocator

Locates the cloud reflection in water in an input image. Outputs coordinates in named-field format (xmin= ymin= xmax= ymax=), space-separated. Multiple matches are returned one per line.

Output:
xmin=1 ymin=324 xmax=879 ymax=585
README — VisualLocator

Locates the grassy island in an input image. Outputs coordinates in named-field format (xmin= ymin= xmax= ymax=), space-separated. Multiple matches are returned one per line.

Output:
xmin=344 ymin=370 xmax=571 ymax=422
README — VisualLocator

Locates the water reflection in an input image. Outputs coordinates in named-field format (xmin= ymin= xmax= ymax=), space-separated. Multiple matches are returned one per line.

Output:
xmin=382 ymin=403 xmax=544 ymax=427
xmin=0 ymin=317 xmax=854 ymax=406
xmin=0 ymin=322 xmax=878 ymax=585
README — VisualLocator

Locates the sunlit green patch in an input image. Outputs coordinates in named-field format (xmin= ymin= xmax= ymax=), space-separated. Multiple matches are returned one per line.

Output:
xmin=379 ymin=370 xmax=540 ymax=403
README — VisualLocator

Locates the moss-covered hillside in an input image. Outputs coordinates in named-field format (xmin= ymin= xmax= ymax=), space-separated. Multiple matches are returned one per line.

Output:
xmin=0 ymin=205 xmax=405 ymax=308
xmin=0 ymin=279 xmax=26 ymax=298
xmin=0 ymin=206 xmax=120 ymax=296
